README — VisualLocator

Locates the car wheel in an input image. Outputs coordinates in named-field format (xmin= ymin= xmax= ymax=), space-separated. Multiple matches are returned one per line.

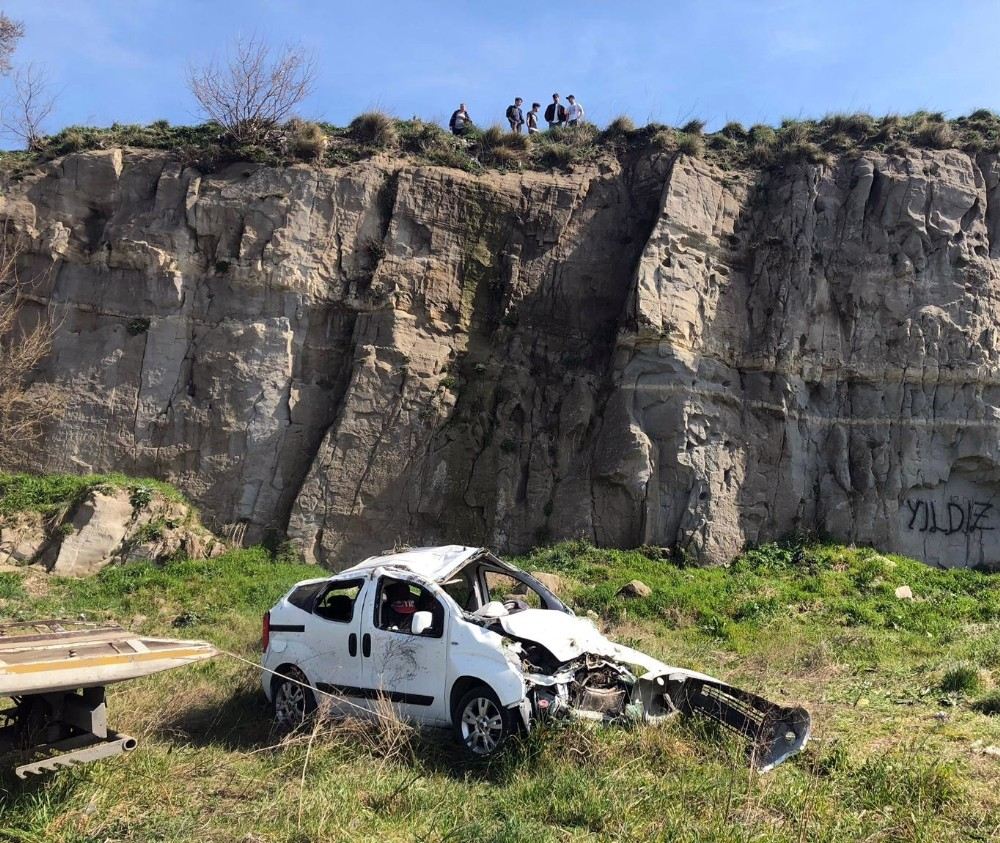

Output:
xmin=454 ymin=685 xmax=513 ymax=757
xmin=272 ymin=666 xmax=316 ymax=730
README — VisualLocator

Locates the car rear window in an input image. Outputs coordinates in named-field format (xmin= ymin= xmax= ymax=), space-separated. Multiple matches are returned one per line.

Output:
xmin=287 ymin=581 xmax=325 ymax=611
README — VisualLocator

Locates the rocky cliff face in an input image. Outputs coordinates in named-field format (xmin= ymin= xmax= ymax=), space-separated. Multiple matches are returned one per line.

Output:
xmin=5 ymin=145 xmax=1000 ymax=569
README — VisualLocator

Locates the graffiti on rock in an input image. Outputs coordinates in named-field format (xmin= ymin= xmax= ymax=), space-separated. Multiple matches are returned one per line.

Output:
xmin=904 ymin=498 xmax=995 ymax=536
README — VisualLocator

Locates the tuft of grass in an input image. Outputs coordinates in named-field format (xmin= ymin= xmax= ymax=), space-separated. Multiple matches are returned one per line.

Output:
xmin=539 ymin=143 xmax=578 ymax=169
xmin=939 ymin=664 xmax=981 ymax=694
xmin=649 ymin=129 xmax=674 ymax=152
xmin=348 ymin=111 xmax=398 ymax=148
xmin=972 ymin=692 xmax=1000 ymax=715
xmin=913 ymin=118 xmax=954 ymax=149
xmin=822 ymin=112 xmax=876 ymax=139
xmin=680 ymin=118 xmax=705 ymax=135
xmin=288 ymin=119 xmax=327 ymax=161
xmin=602 ymin=115 xmax=636 ymax=139
xmin=675 ymin=132 xmax=704 ymax=157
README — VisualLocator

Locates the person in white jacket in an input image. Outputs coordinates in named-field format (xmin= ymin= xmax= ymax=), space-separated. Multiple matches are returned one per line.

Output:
xmin=565 ymin=95 xmax=585 ymax=126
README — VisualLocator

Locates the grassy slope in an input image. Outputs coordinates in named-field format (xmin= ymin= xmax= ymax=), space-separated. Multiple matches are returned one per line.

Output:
xmin=0 ymin=541 xmax=998 ymax=842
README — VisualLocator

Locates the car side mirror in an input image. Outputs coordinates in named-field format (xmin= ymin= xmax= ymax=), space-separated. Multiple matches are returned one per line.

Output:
xmin=411 ymin=611 xmax=433 ymax=636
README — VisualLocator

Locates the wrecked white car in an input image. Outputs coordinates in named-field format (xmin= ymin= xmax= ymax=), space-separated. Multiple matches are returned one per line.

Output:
xmin=261 ymin=546 xmax=810 ymax=770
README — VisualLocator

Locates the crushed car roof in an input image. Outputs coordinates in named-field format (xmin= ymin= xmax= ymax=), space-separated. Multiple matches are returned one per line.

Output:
xmin=341 ymin=545 xmax=486 ymax=581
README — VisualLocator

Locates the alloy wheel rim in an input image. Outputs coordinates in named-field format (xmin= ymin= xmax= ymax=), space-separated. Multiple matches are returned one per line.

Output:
xmin=276 ymin=679 xmax=306 ymax=724
xmin=460 ymin=696 xmax=503 ymax=754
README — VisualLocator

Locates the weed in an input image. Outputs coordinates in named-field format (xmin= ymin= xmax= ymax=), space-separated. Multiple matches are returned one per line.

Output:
xmin=913 ymin=119 xmax=954 ymax=149
xmin=939 ymin=664 xmax=981 ymax=694
xmin=288 ymin=119 xmax=327 ymax=160
xmin=650 ymin=129 xmax=674 ymax=152
xmin=349 ymin=111 xmax=398 ymax=148
xmin=539 ymin=143 xmax=577 ymax=169
xmin=972 ymin=692 xmax=1000 ymax=715
xmin=680 ymin=118 xmax=705 ymax=135
xmin=602 ymin=115 xmax=636 ymax=139
xmin=676 ymin=132 xmax=704 ymax=157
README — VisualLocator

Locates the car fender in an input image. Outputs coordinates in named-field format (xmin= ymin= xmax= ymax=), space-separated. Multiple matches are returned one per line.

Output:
xmin=446 ymin=618 xmax=526 ymax=708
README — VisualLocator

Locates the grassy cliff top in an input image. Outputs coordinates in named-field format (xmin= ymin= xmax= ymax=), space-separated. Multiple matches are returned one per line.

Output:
xmin=0 ymin=471 xmax=187 ymax=517
xmin=1 ymin=537 xmax=998 ymax=840
xmin=3 ymin=109 xmax=1000 ymax=179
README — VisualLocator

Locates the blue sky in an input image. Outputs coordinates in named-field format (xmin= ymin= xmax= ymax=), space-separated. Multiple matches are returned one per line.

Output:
xmin=3 ymin=0 xmax=1000 ymax=137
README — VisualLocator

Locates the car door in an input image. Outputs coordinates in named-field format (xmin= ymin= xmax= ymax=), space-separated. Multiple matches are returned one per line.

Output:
xmin=300 ymin=576 xmax=369 ymax=715
xmin=359 ymin=572 xmax=451 ymax=725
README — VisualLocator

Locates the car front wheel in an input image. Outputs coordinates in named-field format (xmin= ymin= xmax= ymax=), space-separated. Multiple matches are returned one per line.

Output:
xmin=273 ymin=666 xmax=316 ymax=730
xmin=454 ymin=685 xmax=514 ymax=757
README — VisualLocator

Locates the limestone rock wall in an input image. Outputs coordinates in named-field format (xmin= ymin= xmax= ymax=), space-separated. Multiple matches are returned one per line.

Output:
xmin=5 ymin=146 xmax=1000 ymax=569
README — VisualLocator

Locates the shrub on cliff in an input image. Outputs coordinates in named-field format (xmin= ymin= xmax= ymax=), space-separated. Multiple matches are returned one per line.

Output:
xmin=187 ymin=35 xmax=316 ymax=146
xmin=601 ymin=115 xmax=636 ymax=141
xmin=676 ymin=132 xmax=704 ymax=157
xmin=287 ymin=119 xmax=327 ymax=160
xmin=349 ymin=110 xmax=398 ymax=148
xmin=913 ymin=117 xmax=954 ymax=149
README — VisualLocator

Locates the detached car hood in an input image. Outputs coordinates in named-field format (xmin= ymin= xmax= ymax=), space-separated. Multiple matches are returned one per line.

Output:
xmin=498 ymin=609 xmax=720 ymax=684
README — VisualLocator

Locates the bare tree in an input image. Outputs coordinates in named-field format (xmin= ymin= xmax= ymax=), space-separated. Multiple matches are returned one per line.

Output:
xmin=0 ymin=12 xmax=24 ymax=75
xmin=0 ymin=227 xmax=62 ymax=465
xmin=187 ymin=35 xmax=316 ymax=145
xmin=3 ymin=63 xmax=55 ymax=150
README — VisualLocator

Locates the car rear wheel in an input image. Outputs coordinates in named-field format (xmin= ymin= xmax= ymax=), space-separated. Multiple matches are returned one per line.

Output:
xmin=454 ymin=685 xmax=513 ymax=756
xmin=273 ymin=666 xmax=316 ymax=730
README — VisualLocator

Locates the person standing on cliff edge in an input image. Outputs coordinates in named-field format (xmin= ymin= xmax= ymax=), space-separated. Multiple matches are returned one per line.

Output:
xmin=450 ymin=103 xmax=473 ymax=136
xmin=526 ymin=102 xmax=541 ymax=134
xmin=565 ymin=95 xmax=584 ymax=126
xmin=506 ymin=97 xmax=524 ymax=133
xmin=544 ymin=93 xmax=566 ymax=128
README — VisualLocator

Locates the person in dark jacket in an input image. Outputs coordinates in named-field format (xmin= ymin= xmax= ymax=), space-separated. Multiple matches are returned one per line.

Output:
xmin=506 ymin=97 xmax=524 ymax=133
xmin=544 ymin=93 xmax=566 ymax=128
xmin=449 ymin=103 xmax=473 ymax=136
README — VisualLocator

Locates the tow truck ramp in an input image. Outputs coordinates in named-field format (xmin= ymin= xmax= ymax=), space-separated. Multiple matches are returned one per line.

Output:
xmin=0 ymin=619 xmax=216 ymax=777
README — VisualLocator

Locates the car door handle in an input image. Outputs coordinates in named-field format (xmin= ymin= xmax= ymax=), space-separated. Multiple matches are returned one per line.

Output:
xmin=362 ymin=633 xmax=371 ymax=658
xmin=349 ymin=633 xmax=357 ymax=657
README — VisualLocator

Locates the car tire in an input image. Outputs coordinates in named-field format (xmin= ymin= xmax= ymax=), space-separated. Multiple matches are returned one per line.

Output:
xmin=454 ymin=684 xmax=514 ymax=757
xmin=272 ymin=666 xmax=317 ymax=730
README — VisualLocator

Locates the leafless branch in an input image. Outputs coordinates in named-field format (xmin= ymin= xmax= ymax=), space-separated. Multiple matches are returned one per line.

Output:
xmin=0 ymin=12 xmax=24 ymax=76
xmin=0 ymin=224 xmax=63 ymax=466
xmin=187 ymin=35 xmax=316 ymax=145
xmin=3 ymin=63 xmax=56 ymax=150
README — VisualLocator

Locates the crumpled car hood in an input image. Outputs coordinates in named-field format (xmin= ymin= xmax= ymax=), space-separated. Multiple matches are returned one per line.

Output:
xmin=497 ymin=609 xmax=721 ymax=684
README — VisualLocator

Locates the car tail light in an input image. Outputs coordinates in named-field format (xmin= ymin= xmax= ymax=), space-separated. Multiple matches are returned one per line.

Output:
xmin=262 ymin=611 xmax=270 ymax=651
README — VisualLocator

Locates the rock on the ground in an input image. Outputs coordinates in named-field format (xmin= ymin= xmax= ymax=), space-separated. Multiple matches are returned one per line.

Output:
xmin=8 ymin=147 xmax=1000 ymax=570
xmin=895 ymin=585 xmax=914 ymax=600
xmin=617 ymin=579 xmax=652 ymax=599
xmin=51 ymin=490 xmax=135 ymax=576
xmin=529 ymin=571 xmax=565 ymax=595
xmin=0 ymin=516 xmax=48 ymax=563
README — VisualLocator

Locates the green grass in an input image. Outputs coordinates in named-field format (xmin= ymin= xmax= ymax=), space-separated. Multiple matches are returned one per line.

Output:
xmin=1 ymin=539 xmax=999 ymax=841
xmin=0 ymin=472 xmax=187 ymax=516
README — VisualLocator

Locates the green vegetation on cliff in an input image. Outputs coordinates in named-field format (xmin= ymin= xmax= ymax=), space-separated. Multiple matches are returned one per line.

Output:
xmin=4 ymin=109 xmax=1000 ymax=179
xmin=1 ymin=538 xmax=999 ymax=841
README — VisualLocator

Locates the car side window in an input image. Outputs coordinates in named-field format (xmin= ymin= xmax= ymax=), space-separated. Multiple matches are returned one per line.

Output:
xmin=483 ymin=569 xmax=543 ymax=608
xmin=375 ymin=577 xmax=444 ymax=637
xmin=313 ymin=579 xmax=364 ymax=623
xmin=440 ymin=568 xmax=480 ymax=611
